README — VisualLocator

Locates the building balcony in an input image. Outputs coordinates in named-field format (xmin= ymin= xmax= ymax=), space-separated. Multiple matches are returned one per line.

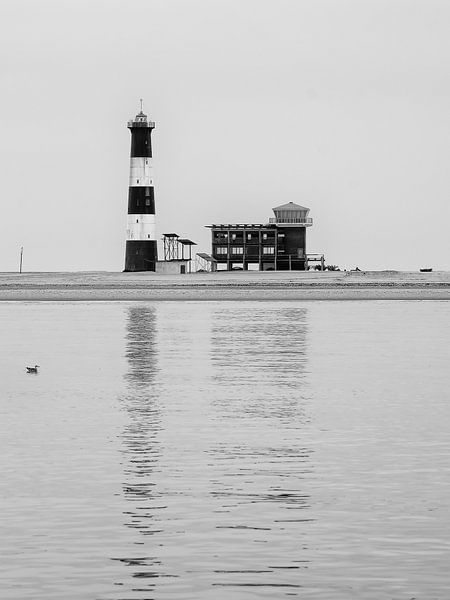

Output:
xmin=127 ymin=120 xmax=155 ymax=128
xmin=269 ymin=217 xmax=313 ymax=227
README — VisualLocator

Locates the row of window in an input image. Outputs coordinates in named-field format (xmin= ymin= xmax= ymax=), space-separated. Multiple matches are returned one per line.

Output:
xmin=216 ymin=247 xmax=275 ymax=255
xmin=215 ymin=232 xmax=276 ymax=241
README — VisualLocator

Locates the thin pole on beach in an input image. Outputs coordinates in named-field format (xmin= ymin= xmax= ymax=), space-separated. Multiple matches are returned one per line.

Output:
xmin=19 ymin=246 xmax=23 ymax=274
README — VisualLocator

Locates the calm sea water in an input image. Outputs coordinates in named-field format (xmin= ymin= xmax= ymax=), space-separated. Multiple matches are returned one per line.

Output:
xmin=0 ymin=300 xmax=449 ymax=599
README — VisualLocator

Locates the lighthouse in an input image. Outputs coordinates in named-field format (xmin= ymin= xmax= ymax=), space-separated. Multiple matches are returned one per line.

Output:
xmin=124 ymin=104 xmax=158 ymax=271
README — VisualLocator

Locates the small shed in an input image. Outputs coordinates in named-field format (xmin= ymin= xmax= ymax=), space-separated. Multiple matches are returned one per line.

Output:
xmin=155 ymin=260 xmax=190 ymax=275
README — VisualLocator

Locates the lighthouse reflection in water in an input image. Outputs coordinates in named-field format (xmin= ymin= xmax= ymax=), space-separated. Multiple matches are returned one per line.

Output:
xmin=121 ymin=305 xmax=163 ymax=537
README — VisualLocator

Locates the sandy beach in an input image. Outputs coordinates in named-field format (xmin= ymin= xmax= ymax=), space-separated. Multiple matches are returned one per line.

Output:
xmin=0 ymin=270 xmax=449 ymax=301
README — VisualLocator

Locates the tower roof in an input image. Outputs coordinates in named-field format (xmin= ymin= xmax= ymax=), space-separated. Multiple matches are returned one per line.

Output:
xmin=272 ymin=202 xmax=310 ymax=212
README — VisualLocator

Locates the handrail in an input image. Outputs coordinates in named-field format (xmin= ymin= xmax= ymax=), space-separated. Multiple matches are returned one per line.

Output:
xmin=268 ymin=217 xmax=313 ymax=224
xmin=127 ymin=120 xmax=155 ymax=128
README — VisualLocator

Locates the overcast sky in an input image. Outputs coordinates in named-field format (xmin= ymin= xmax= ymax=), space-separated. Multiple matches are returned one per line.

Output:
xmin=1 ymin=0 xmax=449 ymax=271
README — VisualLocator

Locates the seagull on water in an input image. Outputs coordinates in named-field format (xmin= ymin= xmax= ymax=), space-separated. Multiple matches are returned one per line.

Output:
xmin=26 ymin=365 xmax=40 ymax=373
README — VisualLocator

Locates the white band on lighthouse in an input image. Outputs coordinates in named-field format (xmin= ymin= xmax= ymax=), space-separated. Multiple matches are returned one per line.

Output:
xmin=126 ymin=214 xmax=156 ymax=240
xmin=129 ymin=157 xmax=154 ymax=187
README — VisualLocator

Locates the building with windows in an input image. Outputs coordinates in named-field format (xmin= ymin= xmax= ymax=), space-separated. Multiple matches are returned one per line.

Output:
xmin=207 ymin=202 xmax=313 ymax=271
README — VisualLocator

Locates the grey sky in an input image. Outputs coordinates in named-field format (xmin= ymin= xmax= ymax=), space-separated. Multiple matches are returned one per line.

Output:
xmin=1 ymin=0 xmax=449 ymax=271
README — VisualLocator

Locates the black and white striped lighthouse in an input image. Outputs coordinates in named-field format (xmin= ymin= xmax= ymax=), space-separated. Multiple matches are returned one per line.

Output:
xmin=124 ymin=104 xmax=158 ymax=272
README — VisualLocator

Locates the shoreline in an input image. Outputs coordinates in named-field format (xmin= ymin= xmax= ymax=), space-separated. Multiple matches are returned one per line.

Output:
xmin=0 ymin=270 xmax=449 ymax=301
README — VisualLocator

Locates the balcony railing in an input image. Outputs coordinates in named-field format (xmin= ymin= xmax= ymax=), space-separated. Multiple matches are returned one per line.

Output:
xmin=127 ymin=120 xmax=155 ymax=128
xmin=269 ymin=217 xmax=313 ymax=226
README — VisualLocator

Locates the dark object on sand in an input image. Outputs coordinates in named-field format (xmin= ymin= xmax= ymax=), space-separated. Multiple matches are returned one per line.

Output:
xmin=26 ymin=365 xmax=39 ymax=374
xmin=420 ymin=268 xmax=432 ymax=272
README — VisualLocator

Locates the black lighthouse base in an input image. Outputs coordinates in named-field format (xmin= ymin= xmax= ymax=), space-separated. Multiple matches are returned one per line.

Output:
xmin=124 ymin=241 xmax=157 ymax=272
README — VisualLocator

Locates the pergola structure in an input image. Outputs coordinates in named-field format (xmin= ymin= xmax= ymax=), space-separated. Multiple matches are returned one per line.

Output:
xmin=162 ymin=233 xmax=180 ymax=261
xmin=162 ymin=234 xmax=197 ymax=273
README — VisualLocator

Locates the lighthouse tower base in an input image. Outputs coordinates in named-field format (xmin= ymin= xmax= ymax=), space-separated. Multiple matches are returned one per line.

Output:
xmin=124 ymin=241 xmax=157 ymax=272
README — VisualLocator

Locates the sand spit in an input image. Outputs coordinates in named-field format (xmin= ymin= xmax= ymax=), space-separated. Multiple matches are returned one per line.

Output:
xmin=0 ymin=270 xmax=449 ymax=301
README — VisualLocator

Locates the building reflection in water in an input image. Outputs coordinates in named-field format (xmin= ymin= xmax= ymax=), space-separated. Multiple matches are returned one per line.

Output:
xmin=113 ymin=305 xmax=167 ymax=595
xmin=210 ymin=305 xmax=311 ymax=422
xmin=208 ymin=305 xmax=313 ymax=580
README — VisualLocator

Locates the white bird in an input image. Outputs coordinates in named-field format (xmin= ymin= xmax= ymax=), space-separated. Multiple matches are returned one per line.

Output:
xmin=26 ymin=365 xmax=40 ymax=373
